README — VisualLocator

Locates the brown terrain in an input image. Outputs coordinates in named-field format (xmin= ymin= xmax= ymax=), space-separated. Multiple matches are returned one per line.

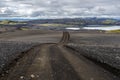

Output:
xmin=0 ymin=30 xmax=120 ymax=80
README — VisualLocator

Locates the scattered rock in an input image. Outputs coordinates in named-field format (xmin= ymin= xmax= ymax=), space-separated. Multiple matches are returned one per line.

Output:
xmin=30 ymin=74 xmax=35 ymax=78
xmin=20 ymin=76 xmax=24 ymax=79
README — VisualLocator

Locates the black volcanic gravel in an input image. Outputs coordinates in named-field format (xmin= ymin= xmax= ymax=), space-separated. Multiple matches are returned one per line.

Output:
xmin=67 ymin=43 xmax=120 ymax=70
xmin=0 ymin=41 xmax=38 ymax=74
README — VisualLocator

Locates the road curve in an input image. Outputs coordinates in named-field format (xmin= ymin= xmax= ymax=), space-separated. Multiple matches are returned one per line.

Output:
xmin=59 ymin=31 xmax=70 ymax=44
xmin=0 ymin=32 xmax=119 ymax=80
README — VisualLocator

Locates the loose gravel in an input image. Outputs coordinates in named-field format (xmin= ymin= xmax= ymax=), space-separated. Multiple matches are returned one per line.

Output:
xmin=67 ymin=43 xmax=120 ymax=70
xmin=0 ymin=41 xmax=38 ymax=73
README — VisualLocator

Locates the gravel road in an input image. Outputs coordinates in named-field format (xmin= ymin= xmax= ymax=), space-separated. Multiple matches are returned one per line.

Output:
xmin=0 ymin=30 xmax=119 ymax=80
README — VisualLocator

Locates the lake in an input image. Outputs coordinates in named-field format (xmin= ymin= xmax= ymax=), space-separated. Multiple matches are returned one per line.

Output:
xmin=66 ymin=26 xmax=120 ymax=31
xmin=83 ymin=26 xmax=120 ymax=31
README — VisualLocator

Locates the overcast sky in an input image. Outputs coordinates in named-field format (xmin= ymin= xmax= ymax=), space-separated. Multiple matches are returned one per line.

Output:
xmin=0 ymin=0 xmax=120 ymax=18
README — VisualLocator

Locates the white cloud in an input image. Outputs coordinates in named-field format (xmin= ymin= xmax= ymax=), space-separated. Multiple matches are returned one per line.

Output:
xmin=0 ymin=0 xmax=120 ymax=18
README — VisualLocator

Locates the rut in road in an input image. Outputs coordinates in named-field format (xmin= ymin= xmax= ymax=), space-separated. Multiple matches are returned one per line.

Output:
xmin=59 ymin=32 xmax=70 ymax=44
xmin=0 ymin=32 xmax=120 ymax=80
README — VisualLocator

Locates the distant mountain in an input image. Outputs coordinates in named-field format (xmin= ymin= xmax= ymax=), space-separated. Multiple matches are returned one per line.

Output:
xmin=27 ymin=18 xmax=120 ymax=26
xmin=0 ymin=17 xmax=120 ymax=26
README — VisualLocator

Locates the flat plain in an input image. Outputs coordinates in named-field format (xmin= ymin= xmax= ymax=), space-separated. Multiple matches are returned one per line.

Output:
xmin=0 ymin=30 xmax=120 ymax=80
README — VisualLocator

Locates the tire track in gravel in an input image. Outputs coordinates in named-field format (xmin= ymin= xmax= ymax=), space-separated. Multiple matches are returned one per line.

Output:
xmin=0 ymin=46 xmax=40 ymax=80
xmin=59 ymin=32 xmax=70 ymax=44
xmin=49 ymin=45 xmax=81 ymax=80
xmin=0 ymin=32 xmax=70 ymax=80
xmin=22 ymin=44 xmax=54 ymax=80
xmin=0 ymin=32 xmax=120 ymax=80
xmin=57 ymin=46 xmax=120 ymax=80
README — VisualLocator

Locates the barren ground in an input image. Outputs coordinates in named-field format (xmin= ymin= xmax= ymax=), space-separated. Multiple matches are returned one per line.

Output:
xmin=0 ymin=30 xmax=119 ymax=80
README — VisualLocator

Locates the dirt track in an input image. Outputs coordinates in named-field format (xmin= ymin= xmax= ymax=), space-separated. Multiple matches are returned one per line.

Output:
xmin=0 ymin=31 xmax=120 ymax=80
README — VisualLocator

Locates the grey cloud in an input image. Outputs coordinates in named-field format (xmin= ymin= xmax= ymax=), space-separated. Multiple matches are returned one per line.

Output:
xmin=0 ymin=0 xmax=120 ymax=18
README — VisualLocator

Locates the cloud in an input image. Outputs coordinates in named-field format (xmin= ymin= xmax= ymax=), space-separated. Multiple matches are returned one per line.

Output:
xmin=0 ymin=0 xmax=120 ymax=18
